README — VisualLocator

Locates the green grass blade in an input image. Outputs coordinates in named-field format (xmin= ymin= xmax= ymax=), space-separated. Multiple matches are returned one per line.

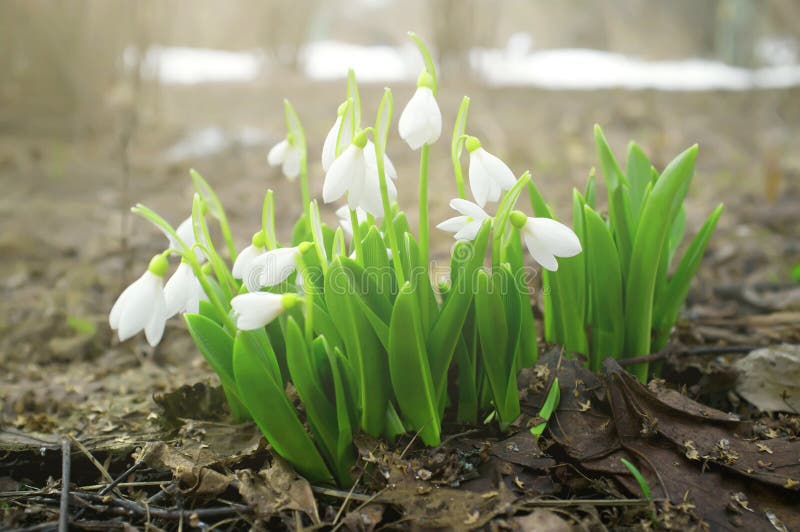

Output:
xmin=530 ymin=377 xmax=560 ymax=436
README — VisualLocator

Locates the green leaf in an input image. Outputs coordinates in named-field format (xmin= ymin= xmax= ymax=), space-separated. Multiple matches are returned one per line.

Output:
xmin=324 ymin=259 xmax=388 ymax=436
xmin=408 ymin=32 xmax=437 ymax=94
xmin=594 ymin=125 xmax=628 ymax=191
xmin=625 ymin=142 xmax=651 ymax=223
xmin=475 ymin=269 xmax=520 ymax=427
xmin=233 ymin=330 xmax=332 ymax=483
xmin=584 ymin=170 xmax=597 ymax=208
xmin=428 ymin=220 xmax=491 ymax=404
xmin=505 ymin=227 xmax=538 ymax=368
xmin=584 ymin=206 xmax=624 ymax=369
xmin=624 ymin=145 xmax=698 ymax=380
xmin=388 ymin=282 xmax=440 ymax=445
xmin=318 ymin=338 xmax=355 ymax=485
xmin=361 ymin=226 xmax=395 ymax=297
xmin=451 ymin=96 xmax=470 ymax=198
xmin=530 ymin=377 xmax=560 ymax=436
xmin=653 ymin=204 xmax=723 ymax=350
xmin=185 ymin=313 xmax=236 ymax=393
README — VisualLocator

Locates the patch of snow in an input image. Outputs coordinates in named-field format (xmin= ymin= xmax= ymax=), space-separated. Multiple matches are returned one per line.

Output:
xmin=162 ymin=126 xmax=268 ymax=163
xmin=300 ymin=40 xmax=419 ymax=82
xmin=139 ymin=46 xmax=264 ymax=85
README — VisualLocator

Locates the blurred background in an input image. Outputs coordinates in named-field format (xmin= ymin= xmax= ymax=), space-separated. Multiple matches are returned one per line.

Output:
xmin=0 ymin=0 xmax=798 ymax=377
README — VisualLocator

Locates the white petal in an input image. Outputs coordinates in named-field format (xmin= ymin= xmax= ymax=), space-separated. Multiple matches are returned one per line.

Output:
xmin=475 ymin=148 xmax=517 ymax=191
xmin=364 ymin=141 xmax=397 ymax=180
xmin=258 ymin=247 xmax=299 ymax=287
xmin=358 ymin=165 xmax=397 ymax=218
xmin=144 ymin=290 xmax=167 ymax=346
xmin=322 ymin=116 xmax=342 ymax=171
xmin=267 ymin=139 xmax=288 ymax=166
xmin=231 ymin=292 xmax=285 ymax=330
xmin=345 ymin=151 xmax=367 ymax=210
xmin=486 ymin=176 xmax=503 ymax=204
xmin=170 ymin=216 xmax=205 ymax=262
xmin=164 ymin=263 xmax=193 ymax=318
xmin=453 ymin=221 xmax=483 ymax=241
xmin=468 ymin=151 xmax=491 ymax=207
xmin=117 ymin=272 xmax=161 ymax=342
xmin=523 ymin=218 xmax=582 ymax=258
xmin=450 ymin=198 xmax=489 ymax=220
xmin=232 ymin=244 xmax=264 ymax=279
xmin=282 ymin=146 xmax=301 ymax=180
xmin=523 ymin=233 xmax=559 ymax=271
xmin=323 ymin=144 xmax=359 ymax=204
xmin=398 ymin=87 xmax=442 ymax=150
xmin=436 ymin=215 xmax=468 ymax=234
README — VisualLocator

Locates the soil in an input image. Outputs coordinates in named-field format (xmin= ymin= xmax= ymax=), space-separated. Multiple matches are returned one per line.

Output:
xmin=1 ymin=81 xmax=799 ymax=529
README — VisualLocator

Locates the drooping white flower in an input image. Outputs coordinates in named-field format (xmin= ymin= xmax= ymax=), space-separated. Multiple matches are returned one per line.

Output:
xmin=398 ymin=72 xmax=441 ymax=150
xmin=466 ymin=136 xmax=517 ymax=207
xmin=511 ymin=211 xmax=582 ymax=271
xmin=164 ymin=216 xmax=206 ymax=262
xmin=267 ymin=136 xmax=301 ymax=180
xmin=109 ymin=255 xmax=169 ymax=346
xmin=232 ymin=231 xmax=267 ymax=280
xmin=244 ymin=246 xmax=301 ymax=292
xmin=322 ymin=131 xmax=368 ymax=209
xmin=231 ymin=292 xmax=298 ymax=330
xmin=357 ymin=141 xmax=398 ymax=217
xmin=164 ymin=261 xmax=207 ymax=317
xmin=322 ymin=101 xmax=352 ymax=172
xmin=436 ymin=198 xmax=491 ymax=241
xmin=336 ymin=205 xmax=367 ymax=237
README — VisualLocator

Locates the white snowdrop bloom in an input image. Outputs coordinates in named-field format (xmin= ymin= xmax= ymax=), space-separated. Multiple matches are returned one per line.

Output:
xmin=465 ymin=136 xmax=517 ymax=207
xmin=232 ymin=231 xmax=267 ymax=280
xmin=322 ymin=131 xmax=369 ymax=209
xmin=231 ymin=292 xmax=298 ymax=331
xmin=267 ymin=136 xmax=301 ymax=180
xmin=109 ymin=255 xmax=169 ymax=346
xmin=357 ymin=141 xmax=398 ymax=218
xmin=436 ymin=198 xmax=491 ymax=241
xmin=510 ymin=211 xmax=582 ymax=272
xmin=398 ymin=72 xmax=441 ymax=150
xmin=322 ymin=101 xmax=352 ymax=171
xmin=336 ymin=206 xmax=367 ymax=237
xmin=245 ymin=246 xmax=301 ymax=292
xmin=165 ymin=216 xmax=206 ymax=262
xmin=164 ymin=261 xmax=207 ymax=317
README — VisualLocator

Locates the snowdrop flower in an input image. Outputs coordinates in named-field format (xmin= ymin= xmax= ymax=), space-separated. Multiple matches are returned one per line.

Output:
xmin=165 ymin=216 xmax=206 ymax=262
xmin=267 ymin=134 xmax=301 ymax=180
xmin=231 ymin=292 xmax=299 ymax=331
xmin=323 ymin=130 xmax=368 ymax=209
xmin=336 ymin=205 xmax=367 ymax=237
xmin=398 ymin=72 xmax=441 ymax=150
xmin=164 ymin=261 xmax=207 ymax=317
xmin=109 ymin=254 xmax=169 ymax=346
xmin=322 ymin=101 xmax=352 ymax=172
xmin=359 ymin=141 xmax=398 ymax=217
xmin=232 ymin=231 xmax=267 ymax=280
xmin=245 ymin=245 xmax=306 ymax=292
xmin=509 ymin=211 xmax=582 ymax=271
xmin=465 ymin=136 xmax=517 ymax=208
xmin=436 ymin=199 xmax=491 ymax=241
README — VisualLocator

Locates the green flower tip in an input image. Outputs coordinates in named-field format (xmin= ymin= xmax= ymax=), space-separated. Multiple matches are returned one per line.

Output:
xmin=201 ymin=262 xmax=213 ymax=276
xmin=417 ymin=71 xmax=435 ymax=89
xmin=252 ymin=231 xmax=266 ymax=248
xmin=337 ymin=100 xmax=349 ymax=116
xmin=352 ymin=129 xmax=368 ymax=149
xmin=509 ymin=210 xmax=528 ymax=229
xmin=287 ymin=132 xmax=295 ymax=145
xmin=148 ymin=254 xmax=169 ymax=277
xmin=465 ymin=136 xmax=482 ymax=153
xmin=281 ymin=293 xmax=300 ymax=310
xmin=298 ymin=241 xmax=314 ymax=254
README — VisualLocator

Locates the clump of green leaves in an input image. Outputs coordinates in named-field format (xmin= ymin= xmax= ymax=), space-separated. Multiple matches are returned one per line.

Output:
xmin=532 ymin=126 xmax=723 ymax=380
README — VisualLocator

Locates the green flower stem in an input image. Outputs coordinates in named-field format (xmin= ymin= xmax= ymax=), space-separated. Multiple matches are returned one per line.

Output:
xmin=189 ymin=169 xmax=237 ymax=261
xmin=283 ymin=100 xmax=311 ymax=233
xmin=295 ymin=254 xmax=314 ymax=343
xmin=261 ymin=189 xmax=278 ymax=250
xmin=373 ymin=89 xmax=405 ymax=286
xmin=451 ymin=97 xmax=470 ymax=199
xmin=192 ymin=194 xmax=237 ymax=298
xmin=349 ymin=208 xmax=363 ymax=262
xmin=418 ymin=144 xmax=430 ymax=268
